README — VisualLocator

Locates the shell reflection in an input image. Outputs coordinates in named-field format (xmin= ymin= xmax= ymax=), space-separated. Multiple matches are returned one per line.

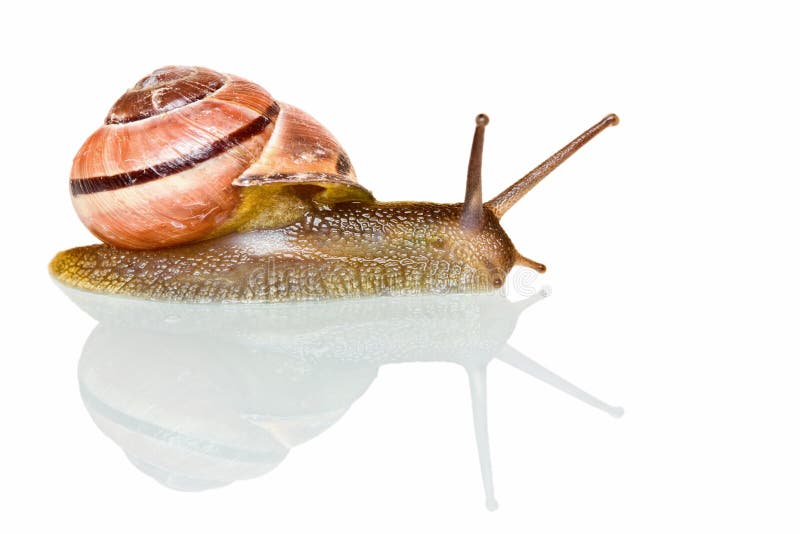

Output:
xmin=64 ymin=287 xmax=622 ymax=509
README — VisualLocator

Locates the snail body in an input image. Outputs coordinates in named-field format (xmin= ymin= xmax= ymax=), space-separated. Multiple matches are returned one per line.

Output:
xmin=50 ymin=66 xmax=618 ymax=303
xmin=52 ymin=203 xmax=514 ymax=301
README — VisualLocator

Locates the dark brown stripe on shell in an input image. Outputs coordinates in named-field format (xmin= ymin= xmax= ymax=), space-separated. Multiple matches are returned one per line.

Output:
xmin=71 ymin=106 xmax=280 ymax=196
xmin=265 ymin=100 xmax=280 ymax=120
xmin=105 ymin=67 xmax=226 ymax=125
xmin=335 ymin=152 xmax=352 ymax=175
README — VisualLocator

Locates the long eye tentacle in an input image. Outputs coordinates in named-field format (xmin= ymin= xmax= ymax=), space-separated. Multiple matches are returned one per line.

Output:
xmin=461 ymin=113 xmax=489 ymax=231
xmin=486 ymin=114 xmax=618 ymax=218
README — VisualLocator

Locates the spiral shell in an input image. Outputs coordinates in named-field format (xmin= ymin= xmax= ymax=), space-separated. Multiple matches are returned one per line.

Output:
xmin=70 ymin=66 xmax=372 ymax=250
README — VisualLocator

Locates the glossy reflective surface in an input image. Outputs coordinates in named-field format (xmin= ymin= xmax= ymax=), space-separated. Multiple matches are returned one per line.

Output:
xmin=61 ymin=285 xmax=622 ymax=509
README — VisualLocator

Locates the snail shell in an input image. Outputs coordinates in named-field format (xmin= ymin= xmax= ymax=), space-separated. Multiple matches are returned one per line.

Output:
xmin=70 ymin=66 xmax=372 ymax=250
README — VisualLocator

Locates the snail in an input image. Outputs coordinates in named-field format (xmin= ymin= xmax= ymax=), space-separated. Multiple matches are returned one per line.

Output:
xmin=50 ymin=66 xmax=618 ymax=302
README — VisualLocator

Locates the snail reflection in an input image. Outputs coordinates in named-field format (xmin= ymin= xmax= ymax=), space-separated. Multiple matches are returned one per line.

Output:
xmin=64 ymin=285 xmax=622 ymax=510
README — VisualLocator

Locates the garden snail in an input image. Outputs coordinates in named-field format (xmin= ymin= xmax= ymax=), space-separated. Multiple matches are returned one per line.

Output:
xmin=50 ymin=66 xmax=618 ymax=302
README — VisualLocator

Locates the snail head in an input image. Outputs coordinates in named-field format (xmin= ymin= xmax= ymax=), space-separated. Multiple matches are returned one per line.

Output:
xmin=459 ymin=112 xmax=619 ymax=275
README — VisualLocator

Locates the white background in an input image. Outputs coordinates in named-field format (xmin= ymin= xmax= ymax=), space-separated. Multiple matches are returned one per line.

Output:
xmin=2 ymin=1 xmax=798 ymax=532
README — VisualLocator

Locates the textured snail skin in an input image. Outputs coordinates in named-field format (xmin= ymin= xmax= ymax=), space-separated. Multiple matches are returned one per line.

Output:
xmin=50 ymin=204 xmax=516 ymax=302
